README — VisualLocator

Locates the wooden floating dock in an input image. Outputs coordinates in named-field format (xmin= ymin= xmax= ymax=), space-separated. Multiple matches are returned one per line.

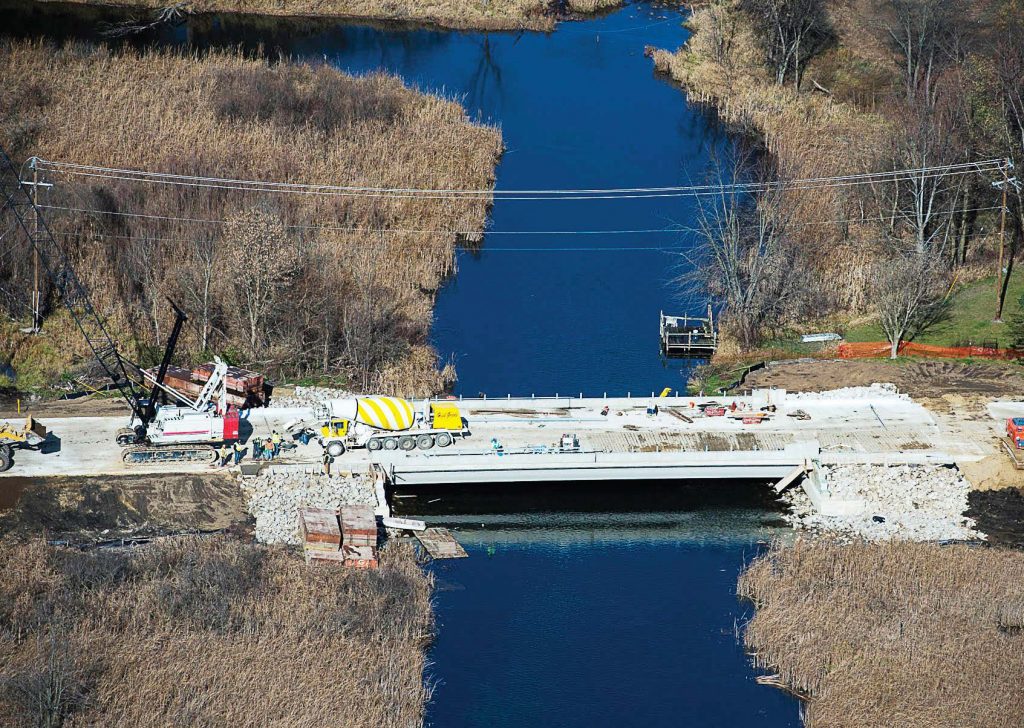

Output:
xmin=415 ymin=527 xmax=468 ymax=559
xmin=660 ymin=305 xmax=717 ymax=356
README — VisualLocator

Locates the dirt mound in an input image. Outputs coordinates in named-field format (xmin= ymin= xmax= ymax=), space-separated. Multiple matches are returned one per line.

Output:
xmin=0 ymin=473 xmax=246 ymax=540
xmin=744 ymin=358 xmax=1024 ymax=399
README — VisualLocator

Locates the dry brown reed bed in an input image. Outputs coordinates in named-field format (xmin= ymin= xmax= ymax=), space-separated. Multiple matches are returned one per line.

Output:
xmin=0 ymin=41 xmax=502 ymax=395
xmin=34 ymin=0 xmax=558 ymax=30
xmin=739 ymin=539 xmax=1024 ymax=727
xmin=0 ymin=535 xmax=433 ymax=727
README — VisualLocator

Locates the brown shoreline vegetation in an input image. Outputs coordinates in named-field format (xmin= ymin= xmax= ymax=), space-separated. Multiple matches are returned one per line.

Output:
xmin=30 ymin=0 xmax=624 ymax=31
xmin=654 ymin=0 xmax=1024 ymax=353
xmin=739 ymin=539 xmax=1024 ymax=727
xmin=0 ymin=40 xmax=503 ymax=395
xmin=0 ymin=535 xmax=433 ymax=727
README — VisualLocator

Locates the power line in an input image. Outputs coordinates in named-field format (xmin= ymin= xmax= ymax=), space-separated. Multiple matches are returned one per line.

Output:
xmin=39 ymin=203 xmax=1004 ymax=238
xmin=31 ymin=157 xmax=1009 ymax=201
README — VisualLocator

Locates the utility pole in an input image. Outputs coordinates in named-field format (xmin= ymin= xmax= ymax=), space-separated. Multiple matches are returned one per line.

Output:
xmin=21 ymin=158 xmax=52 ymax=334
xmin=31 ymin=160 xmax=40 ymax=333
xmin=995 ymin=159 xmax=1012 ymax=322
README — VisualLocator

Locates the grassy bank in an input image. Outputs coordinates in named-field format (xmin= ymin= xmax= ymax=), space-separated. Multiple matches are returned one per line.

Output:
xmin=0 ymin=536 xmax=433 ymax=726
xmin=29 ymin=0 xmax=622 ymax=30
xmin=0 ymin=41 xmax=503 ymax=395
xmin=844 ymin=269 xmax=1024 ymax=348
xmin=739 ymin=540 xmax=1024 ymax=727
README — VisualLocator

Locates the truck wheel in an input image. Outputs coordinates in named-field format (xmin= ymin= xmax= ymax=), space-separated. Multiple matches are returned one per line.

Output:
xmin=417 ymin=434 xmax=434 ymax=450
xmin=399 ymin=436 xmax=416 ymax=451
xmin=0 ymin=445 xmax=11 ymax=472
xmin=436 ymin=432 xmax=453 ymax=448
xmin=367 ymin=438 xmax=383 ymax=451
xmin=383 ymin=437 xmax=398 ymax=451
xmin=326 ymin=440 xmax=346 ymax=457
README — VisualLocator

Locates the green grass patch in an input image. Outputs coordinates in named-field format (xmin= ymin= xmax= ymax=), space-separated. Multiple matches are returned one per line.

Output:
xmin=844 ymin=270 xmax=1024 ymax=348
xmin=688 ymin=359 xmax=766 ymax=395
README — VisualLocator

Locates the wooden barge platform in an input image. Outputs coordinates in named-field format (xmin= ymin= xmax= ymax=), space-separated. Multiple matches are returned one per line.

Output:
xmin=660 ymin=306 xmax=717 ymax=356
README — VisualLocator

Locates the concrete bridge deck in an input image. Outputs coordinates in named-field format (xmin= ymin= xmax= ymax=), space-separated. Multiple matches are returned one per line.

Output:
xmin=0 ymin=389 xmax=991 ymax=484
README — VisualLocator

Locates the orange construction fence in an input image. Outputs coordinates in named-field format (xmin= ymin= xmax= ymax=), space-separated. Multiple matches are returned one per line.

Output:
xmin=837 ymin=341 xmax=1024 ymax=360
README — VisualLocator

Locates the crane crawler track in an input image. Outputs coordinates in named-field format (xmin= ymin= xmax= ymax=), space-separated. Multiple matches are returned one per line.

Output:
xmin=122 ymin=444 xmax=217 ymax=465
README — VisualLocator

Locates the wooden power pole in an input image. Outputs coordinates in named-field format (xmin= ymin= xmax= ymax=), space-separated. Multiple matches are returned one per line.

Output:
xmin=995 ymin=160 xmax=1010 ymax=322
xmin=31 ymin=161 xmax=40 ymax=333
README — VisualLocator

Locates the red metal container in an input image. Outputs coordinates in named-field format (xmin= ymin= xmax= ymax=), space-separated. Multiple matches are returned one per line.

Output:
xmin=192 ymin=362 xmax=264 ymax=393
xmin=340 ymin=506 xmax=377 ymax=544
xmin=704 ymin=407 xmax=726 ymax=417
xmin=299 ymin=508 xmax=341 ymax=548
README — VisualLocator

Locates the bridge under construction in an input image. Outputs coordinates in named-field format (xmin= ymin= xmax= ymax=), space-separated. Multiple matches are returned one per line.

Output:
xmin=0 ymin=387 xmax=993 ymax=518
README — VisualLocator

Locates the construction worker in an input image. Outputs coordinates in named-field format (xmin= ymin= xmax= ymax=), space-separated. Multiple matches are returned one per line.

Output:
xmin=270 ymin=430 xmax=282 ymax=460
xmin=217 ymin=443 xmax=230 ymax=468
xmin=322 ymin=450 xmax=332 ymax=477
xmin=251 ymin=437 xmax=263 ymax=461
xmin=233 ymin=439 xmax=245 ymax=466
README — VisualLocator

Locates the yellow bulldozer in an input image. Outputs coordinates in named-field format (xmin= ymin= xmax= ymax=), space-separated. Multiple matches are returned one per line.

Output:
xmin=0 ymin=416 xmax=48 ymax=472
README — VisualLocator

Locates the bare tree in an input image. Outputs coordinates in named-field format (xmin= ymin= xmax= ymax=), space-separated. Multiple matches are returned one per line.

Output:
xmin=870 ymin=102 xmax=961 ymax=257
xmin=701 ymin=3 xmax=740 ymax=67
xmin=339 ymin=242 xmax=417 ymax=390
xmin=176 ymin=230 xmax=220 ymax=353
xmin=222 ymin=208 xmax=300 ymax=358
xmin=880 ymin=0 xmax=968 ymax=106
xmin=742 ymin=0 xmax=832 ymax=89
xmin=875 ymin=253 xmax=947 ymax=357
xmin=683 ymin=150 xmax=804 ymax=350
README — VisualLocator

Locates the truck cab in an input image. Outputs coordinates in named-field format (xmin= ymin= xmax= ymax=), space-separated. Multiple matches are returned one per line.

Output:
xmin=429 ymin=403 xmax=463 ymax=430
xmin=320 ymin=419 xmax=350 ymax=456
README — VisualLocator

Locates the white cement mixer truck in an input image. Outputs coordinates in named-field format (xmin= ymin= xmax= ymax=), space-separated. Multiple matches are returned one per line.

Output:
xmin=287 ymin=396 xmax=469 ymax=457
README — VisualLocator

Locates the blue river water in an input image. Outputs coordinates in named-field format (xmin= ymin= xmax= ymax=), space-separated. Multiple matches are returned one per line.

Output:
xmin=399 ymin=482 xmax=799 ymax=727
xmin=295 ymin=5 xmax=724 ymax=398
xmin=1 ymin=3 xmax=799 ymax=725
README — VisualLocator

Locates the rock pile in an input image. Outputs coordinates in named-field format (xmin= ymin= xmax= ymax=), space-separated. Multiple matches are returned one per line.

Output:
xmin=788 ymin=382 xmax=904 ymax=401
xmin=268 ymin=385 xmax=352 ymax=409
xmin=782 ymin=464 xmax=982 ymax=542
xmin=241 ymin=471 xmax=376 ymax=544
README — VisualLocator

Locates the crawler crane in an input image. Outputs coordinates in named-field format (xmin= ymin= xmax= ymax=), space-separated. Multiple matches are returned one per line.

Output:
xmin=0 ymin=147 xmax=237 ymax=465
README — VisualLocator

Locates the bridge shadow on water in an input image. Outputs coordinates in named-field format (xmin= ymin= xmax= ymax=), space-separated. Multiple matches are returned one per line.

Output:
xmin=391 ymin=479 xmax=792 ymax=547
